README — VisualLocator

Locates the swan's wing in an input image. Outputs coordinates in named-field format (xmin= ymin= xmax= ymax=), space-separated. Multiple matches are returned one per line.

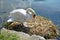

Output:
xmin=9 ymin=12 xmax=27 ymax=22
xmin=8 ymin=9 xmax=28 ymax=22
xmin=10 ymin=9 xmax=26 ymax=15
xmin=9 ymin=9 xmax=34 ymax=22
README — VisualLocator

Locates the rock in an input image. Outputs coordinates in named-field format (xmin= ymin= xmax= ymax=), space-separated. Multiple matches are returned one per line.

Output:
xmin=30 ymin=35 xmax=46 ymax=40
xmin=1 ymin=28 xmax=46 ymax=40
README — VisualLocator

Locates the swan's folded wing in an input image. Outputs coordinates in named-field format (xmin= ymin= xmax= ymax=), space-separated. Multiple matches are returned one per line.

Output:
xmin=9 ymin=12 xmax=27 ymax=22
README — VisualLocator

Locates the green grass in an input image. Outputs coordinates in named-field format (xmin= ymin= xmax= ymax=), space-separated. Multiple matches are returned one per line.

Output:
xmin=0 ymin=30 xmax=19 ymax=40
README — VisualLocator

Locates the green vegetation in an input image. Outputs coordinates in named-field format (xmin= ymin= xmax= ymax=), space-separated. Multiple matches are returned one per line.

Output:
xmin=4 ymin=22 xmax=13 ymax=29
xmin=0 ymin=30 xmax=19 ymax=40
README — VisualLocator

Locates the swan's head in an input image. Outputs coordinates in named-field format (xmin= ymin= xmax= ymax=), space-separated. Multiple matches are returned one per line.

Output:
xmin=26 ymin=8 xmax=36 ymax=18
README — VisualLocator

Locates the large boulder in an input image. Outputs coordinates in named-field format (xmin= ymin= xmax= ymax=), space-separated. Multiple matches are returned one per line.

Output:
xmin=1 ymin=28 xmax=46 ymax=40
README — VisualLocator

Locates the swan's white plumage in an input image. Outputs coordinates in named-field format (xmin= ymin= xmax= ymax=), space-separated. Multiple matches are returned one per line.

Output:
xmin=7 ymin=8 xmax=34 ymax=22
xmin=10 ymin=9 xmax=26 ymax=15
xmin=7 ymin=18 xmax=13 ymax=22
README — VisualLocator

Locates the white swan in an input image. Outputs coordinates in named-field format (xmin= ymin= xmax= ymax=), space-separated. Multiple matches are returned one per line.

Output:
xmin=7 ymin=8 xmax=36 ymax=22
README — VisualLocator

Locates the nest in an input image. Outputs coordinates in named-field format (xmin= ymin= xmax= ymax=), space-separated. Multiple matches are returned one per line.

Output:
xmin=4 ymin=16 xmax=59 ymax=39
xmin=25 ymin=16 xmax=59 ymax=39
